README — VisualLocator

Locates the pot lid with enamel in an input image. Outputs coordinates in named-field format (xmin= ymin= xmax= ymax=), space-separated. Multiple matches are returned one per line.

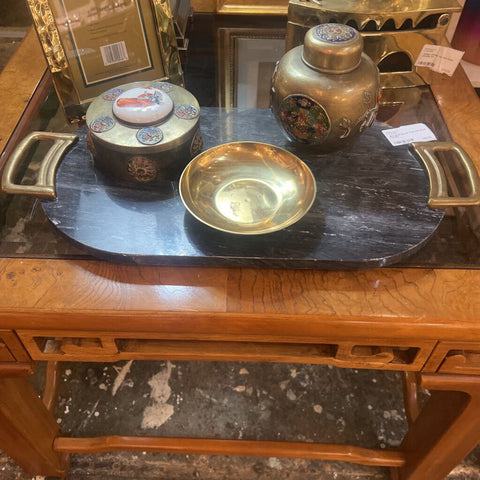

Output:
xmin=86 ymin=80 xmax=200 ymax=153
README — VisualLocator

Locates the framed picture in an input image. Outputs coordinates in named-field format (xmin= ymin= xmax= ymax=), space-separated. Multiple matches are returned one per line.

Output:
xmin=26 ymin=0 xmax=183 ymax=123
xmin=217 ymin=27 xmax=286 ymax=110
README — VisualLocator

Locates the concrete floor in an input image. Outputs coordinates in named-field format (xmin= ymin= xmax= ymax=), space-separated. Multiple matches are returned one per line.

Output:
xmin=1 ymin=360 xmax=480 ymax=479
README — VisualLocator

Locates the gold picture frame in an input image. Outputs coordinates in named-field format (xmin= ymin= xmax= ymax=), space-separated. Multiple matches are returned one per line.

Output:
xmin=217 ymin=27 xmax=285 ymax=110
xmin=215 ymin=0 xmax=287 ymax=15
xmin=27 ymin=0 xmax=183 ymax=123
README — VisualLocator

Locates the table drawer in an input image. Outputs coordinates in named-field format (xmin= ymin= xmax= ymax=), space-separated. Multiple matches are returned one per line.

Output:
xmin=18 ymin=329 xmax=435 ymax=371
xmin=424 ymin=341 xmax=480 ymax=374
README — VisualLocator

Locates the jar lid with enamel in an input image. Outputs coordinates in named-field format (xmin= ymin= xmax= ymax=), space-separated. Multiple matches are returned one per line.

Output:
xmin=302 ymin=23 xmax=363 ymax=74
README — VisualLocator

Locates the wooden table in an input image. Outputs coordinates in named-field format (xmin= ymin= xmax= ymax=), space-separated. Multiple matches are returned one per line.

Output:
xmin=1 ymin=28 xmax=480 ymax=480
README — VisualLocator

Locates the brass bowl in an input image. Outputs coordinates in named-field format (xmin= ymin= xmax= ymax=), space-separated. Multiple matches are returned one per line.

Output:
xmin=179 ymin=142 xmax=317 ymax=235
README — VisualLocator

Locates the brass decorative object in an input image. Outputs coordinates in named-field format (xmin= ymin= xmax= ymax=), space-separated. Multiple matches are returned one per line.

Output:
xmin=286 ymin=0 xmax=462 ymax=88
xmin=271 ymin=24 xmax=380 ymax=151
xmin=86 ymin=80 xmax=202 ymax=184
xmin=410 ymin=141 xmax=480 ymax=208
xmin=1 ymin=131 xmax=78 ymax=199
xmin=215 ymin=0 xmax=288 ymax=15
xmin=179 ymin=142 xmax=317 ymax=234
xmin=27 ymin=0 xmax=184 ymax=124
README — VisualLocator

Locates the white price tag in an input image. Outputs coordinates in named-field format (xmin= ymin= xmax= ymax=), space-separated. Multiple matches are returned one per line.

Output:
xmin=415 ymin=44 xmax=464 ymax=76
xmin=382 ymin=123 xmax=437 ymax=147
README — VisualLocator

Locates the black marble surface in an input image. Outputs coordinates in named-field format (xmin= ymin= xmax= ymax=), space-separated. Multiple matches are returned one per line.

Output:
xmin=37 ymin=108 xmax=445 ymax=268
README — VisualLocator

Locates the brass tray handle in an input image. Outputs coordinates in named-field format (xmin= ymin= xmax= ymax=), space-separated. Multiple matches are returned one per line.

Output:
xmin=2 ymin=131 xmax=78 ymax=200
xmin=410 ymin=141 xmax=480 ymax=209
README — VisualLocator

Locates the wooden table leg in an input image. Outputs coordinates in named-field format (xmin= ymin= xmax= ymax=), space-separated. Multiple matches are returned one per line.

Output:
xmin=401 ymin=371 xmax=421 ymax=426
xmin=0 ymin=376 xmax=69 ymax=477
xmin=43 ymin=360 xmax=62 ymax=413
xmin=397 ymin=374 xmax=480 ymax=480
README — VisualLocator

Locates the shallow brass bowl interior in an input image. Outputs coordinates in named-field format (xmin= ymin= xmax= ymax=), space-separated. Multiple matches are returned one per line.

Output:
xmin=179 ymin=142 xmax=317 ymax=235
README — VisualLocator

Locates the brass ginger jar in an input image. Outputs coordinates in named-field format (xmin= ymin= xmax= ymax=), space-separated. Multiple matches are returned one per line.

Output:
xmin=86 ymin=80 xmax=202 ymax=184
xmin=271 ymin=24 xmax=380 ymax=151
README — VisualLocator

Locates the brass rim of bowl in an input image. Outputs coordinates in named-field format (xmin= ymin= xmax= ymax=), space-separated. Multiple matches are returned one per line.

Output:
xmin=179 ymin=141 xmax=317 ymax=235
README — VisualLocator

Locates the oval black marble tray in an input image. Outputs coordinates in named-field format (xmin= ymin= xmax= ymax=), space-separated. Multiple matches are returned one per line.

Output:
xmin=41 ymin=108 xmax=444 ymax=268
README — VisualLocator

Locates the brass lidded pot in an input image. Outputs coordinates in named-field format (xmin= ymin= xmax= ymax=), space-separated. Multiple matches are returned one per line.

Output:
xmin=271 ymin=24 xmax=380 ymax=151
xmin=86 ymin=80 xmax=203 ymax=184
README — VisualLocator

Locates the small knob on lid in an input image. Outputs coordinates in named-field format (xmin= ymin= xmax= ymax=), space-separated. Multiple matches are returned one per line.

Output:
xmin=302 ymin=23 xmax=363 ymax=74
